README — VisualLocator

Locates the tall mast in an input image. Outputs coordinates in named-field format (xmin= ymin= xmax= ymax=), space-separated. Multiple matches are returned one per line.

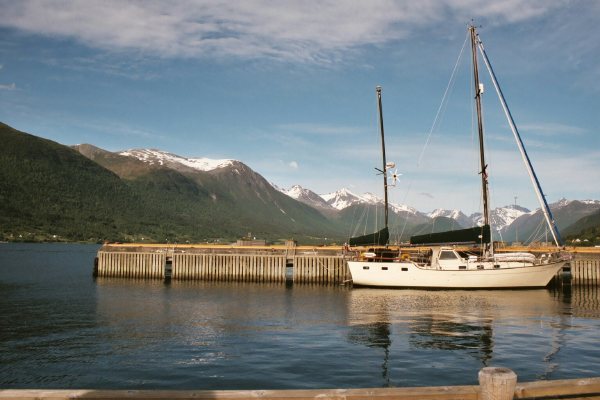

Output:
xmin=470 ymin=25 xmax=492 ymax=253
xmin=474 ymin=31 xmax=563 ymax=248
xmin=376 ymin=85 xmax=389 ymax=230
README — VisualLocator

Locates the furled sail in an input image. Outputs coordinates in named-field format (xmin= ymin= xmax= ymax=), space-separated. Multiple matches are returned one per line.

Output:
xmin=410 ymin=225 xmax=490 ymax=245
xmin=349 ymin=227 xmax=389 ymax=246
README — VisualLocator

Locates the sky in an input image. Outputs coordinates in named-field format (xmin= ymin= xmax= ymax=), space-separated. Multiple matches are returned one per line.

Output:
xmin=0 ymin=0 xmax=599 ymax=215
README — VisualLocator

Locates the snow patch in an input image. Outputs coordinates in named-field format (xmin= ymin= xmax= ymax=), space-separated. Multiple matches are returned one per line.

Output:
xmin=120 ymin=149 xmax=235 ymax=171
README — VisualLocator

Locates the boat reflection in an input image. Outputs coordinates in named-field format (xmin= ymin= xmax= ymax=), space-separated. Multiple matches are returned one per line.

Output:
xmin=346 ymin=288 xmax=569 ymax=380
xmin=347 ymin=320 xmax=392 ymax=385
xmin=408 ymin=316 xmax=493 ymax=363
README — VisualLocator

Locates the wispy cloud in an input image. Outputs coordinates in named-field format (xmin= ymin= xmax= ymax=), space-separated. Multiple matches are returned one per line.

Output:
xmin=0 ymin=83 xmax=16 ymax=90
xmin=0 ymin=0 xmax=568 ymax=64
xmin=520 ymin=122 xmax=586 ymax=136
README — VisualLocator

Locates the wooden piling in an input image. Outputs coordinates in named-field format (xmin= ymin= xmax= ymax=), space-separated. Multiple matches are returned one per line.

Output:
xmin=96 ymin=251 xmax=165 ymax=279
xmin=571 ymin=253 xmax=600 ymax=285
xmin=478 ymin=367 xmax=517 ymax=400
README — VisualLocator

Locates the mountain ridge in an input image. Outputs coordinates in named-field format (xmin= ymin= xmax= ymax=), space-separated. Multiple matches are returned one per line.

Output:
xmin=2 ymin=122 xmax=598 ymax=244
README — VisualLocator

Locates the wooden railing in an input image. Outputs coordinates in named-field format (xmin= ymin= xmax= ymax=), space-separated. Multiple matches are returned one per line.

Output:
xmin=2 ymin=368 xmax=599 ymax=399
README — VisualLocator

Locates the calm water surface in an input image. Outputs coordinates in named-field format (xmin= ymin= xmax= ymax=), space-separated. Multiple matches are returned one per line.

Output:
xmin=1 ymin=243 xmax=599 ymax=389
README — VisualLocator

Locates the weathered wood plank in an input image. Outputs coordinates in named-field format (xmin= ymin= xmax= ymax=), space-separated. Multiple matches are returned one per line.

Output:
xmin=3 ymin=376 xmax=600 ymax=399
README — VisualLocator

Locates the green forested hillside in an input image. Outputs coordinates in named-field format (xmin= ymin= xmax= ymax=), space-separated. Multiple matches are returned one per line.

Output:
xmin=0 ymin=123 xmax=145 ymax=241
xmin=563 ymin=209 xmax=600 ymax=245
xmin=0 ymin=123 xmax=340 ymax=243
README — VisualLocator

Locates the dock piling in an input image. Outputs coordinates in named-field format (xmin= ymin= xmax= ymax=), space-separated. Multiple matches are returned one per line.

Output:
xmin=479 ymin=367 xmax=517 ymax=400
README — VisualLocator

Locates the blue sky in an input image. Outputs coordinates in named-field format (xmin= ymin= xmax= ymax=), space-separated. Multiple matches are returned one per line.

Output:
xmin=0 ymin=0 xmax=598 ymax=214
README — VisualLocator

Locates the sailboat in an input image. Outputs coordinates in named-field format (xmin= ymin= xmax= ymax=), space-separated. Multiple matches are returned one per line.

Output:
xmin=347 ymin=25 xmax=571 ymax=289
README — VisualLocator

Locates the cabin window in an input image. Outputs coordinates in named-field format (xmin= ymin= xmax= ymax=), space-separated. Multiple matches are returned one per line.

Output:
xmin=440 ymin=251 xmax=458 ymax=260
xmin=401 ymin=267 xmax=408 ymax=271
xmin=459 ymin=265 xmax=467 ymax=270
xmin=477 ymin=265 xmax=484 ymax=270
xmin=381 ymin=267 xmax=388 ymax=271
xmin=363 ymin=266 xmax=370 ymax=270
xmin=494 ymin=264 xmax=500 ymax=269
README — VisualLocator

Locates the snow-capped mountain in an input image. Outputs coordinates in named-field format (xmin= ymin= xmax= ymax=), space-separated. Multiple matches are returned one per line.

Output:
xmin=428 ymin=209 xmax=471 ymax=228
xmin=292 ymin=185 xmax=419 ymax=214
xmin=427 ymin=205 xmax=530 ymax=231
xmin=471 ymin=205 xmax=531 ymax=231
xmin=321 ymin=188 xmax=366 ymax=210
xmin=281 ymin=185 xmax=334 ymax=211
xmin=119 ymin=149 xmax=235 ymax=172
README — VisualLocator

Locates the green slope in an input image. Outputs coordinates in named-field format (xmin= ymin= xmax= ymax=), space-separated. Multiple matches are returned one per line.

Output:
xmin=0 ymin=123 xmax=342 ymax=243
xmin=74 ymin=144 xmax=341 ymax=242
xmin=0 ymin=123 xmax=145 ymax=241
xmin=563 ymin=209 xmax=600 ymax=245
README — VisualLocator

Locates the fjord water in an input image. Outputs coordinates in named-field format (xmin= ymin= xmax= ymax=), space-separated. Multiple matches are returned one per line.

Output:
xmin=1 ymin=243 xmax=599 ymax=390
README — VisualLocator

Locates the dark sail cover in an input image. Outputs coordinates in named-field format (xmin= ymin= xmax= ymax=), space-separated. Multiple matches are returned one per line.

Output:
xmin=410 ymin=225 xmax=491 ymax=245
xmin=349 ymin=227 xmax=389 ymax=246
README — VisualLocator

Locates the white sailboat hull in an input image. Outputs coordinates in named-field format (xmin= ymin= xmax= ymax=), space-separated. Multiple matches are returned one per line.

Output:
xmin=347 ymin=260 xmax=567 ymax=289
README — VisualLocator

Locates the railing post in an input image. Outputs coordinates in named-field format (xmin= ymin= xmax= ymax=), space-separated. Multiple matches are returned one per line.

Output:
xmin=479 ymin=367 xmax=517 ymax=400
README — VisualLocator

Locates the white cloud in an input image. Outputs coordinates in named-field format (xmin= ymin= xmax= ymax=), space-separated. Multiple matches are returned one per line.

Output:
xmin=0 ymin=0 xmax=569 ymax=64
xmin=288 ymin=161 xmax=299 ymax=169
xmin=0 ymin=83 xmax=16 ymax=90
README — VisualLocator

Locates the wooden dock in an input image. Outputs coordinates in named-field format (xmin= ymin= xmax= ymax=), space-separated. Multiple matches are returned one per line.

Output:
xmin=570 ymin=251 xmax=600 ymax=284
xmin=2 ymin=368 xmax=600 ymax=399
xmin=94 ymin=243 xmax=600 ymax=286
xmin=94 ymin=243 xmax=352 ymax=284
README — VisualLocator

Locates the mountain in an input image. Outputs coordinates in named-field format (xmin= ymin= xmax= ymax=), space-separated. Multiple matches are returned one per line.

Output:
xmin=411 ymin=216 xmax=466 ymax=237
xmin=0 ymin=123 xmax=147 ymax=242
xmin=280 ymin=185 xmax=335 ymax=212
xmin=563 ymin=209 xmax=600 ymax=245
xmin=320 ymin=188 xmax=421 ymax=215
xmin=3 ymin=121 xmax=598 ymax=245
xmin=0 ymin=122 xmax=342 ymax=243
xmin=74 ymin=145 xmax=340 ymax=243
xmin=428 ymin=209 xmax=471 ymax=228
xmin=500 ymin=199 xmax=600 ymax=243
xmin=321 ymin=188 xmax=366 ymax=210
xmin=282 ymin=184 xmax=600 ymax=245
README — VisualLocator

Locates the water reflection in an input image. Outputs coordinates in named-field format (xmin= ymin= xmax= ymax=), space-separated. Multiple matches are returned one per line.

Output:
xmin=90 ymin=278 xmax=600 ymax=388
xmin=559 ymin=284 xmax=600 ymax=317
xmin=346 ymin=288 xmax=585 ymax=383
xmin=347 ymin=320 xmax=392 ymax=385
xmin=409 ymin=317 xmax=493 ymax=362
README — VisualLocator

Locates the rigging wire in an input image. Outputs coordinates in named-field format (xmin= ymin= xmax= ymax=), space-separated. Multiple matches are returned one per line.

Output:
xmin=417 ymin=31 xmax=469 ymax=167
xmin=387 ymin=31 xmax=469 ymax=241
